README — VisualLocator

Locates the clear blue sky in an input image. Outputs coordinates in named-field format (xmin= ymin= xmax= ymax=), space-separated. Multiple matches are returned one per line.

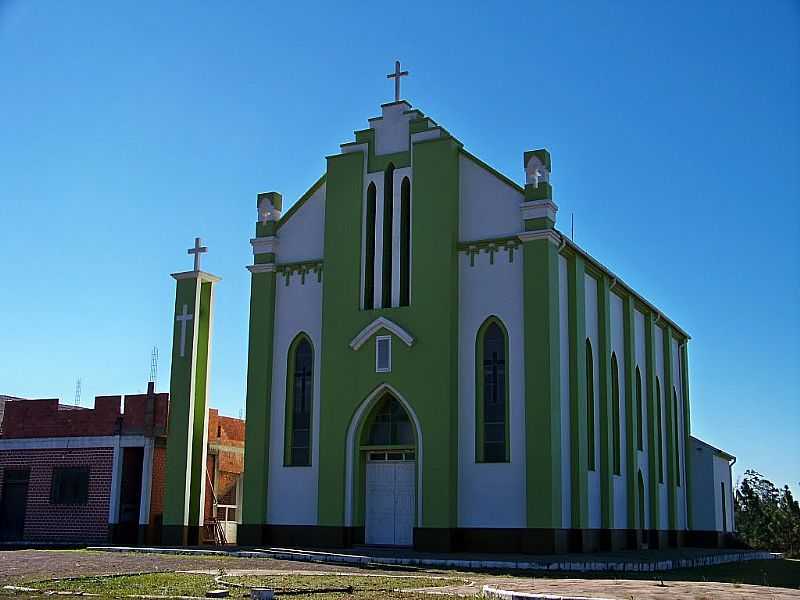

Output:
xmin=1 ymin=1 xmax=797 ymax=494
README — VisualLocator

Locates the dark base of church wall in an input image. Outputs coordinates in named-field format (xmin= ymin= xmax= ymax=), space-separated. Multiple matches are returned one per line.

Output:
xmin=236 ymin=524 xmax=364 ymax=548
xmin=228 ymin=524 xmax=747 ymax=554
xmin=108 ymin=524 xmax=162 ymax=546
xmin=161 ymin=525 xmax=202 ymax=546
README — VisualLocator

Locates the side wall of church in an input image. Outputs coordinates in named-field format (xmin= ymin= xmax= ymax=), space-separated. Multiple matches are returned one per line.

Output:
xmin=266 ymin=270 xmax=323 ymax=525
xmin=633 ymin=308 xmax=651 ymax=527
xmin=584 ymin=274 xmax=601 ymax=529
xmin=609 ymin=291 xmax=628 ymax=528
xmin=558 ymin=255 xmax=572 ymax=528
xmin=457 ymin=247 xmax=525 ymax=528
xmin=653 ymin=324 xmax=668 ymax=529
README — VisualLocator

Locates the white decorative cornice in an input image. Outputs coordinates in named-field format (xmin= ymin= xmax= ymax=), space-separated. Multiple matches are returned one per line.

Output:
xmin=349 ymin=317 xmax=415 ymax=351
xmin=250 ymin=236 xmax=278 ymax=256
xmin=411 ymin=129 xmax=442 ymax=144
xmin=520 ymin=199 xmax=559 ymax=223
xmin=517 ymin=229 xmax=562 ymax=246
xmin=246 ymin=263 xmax=277 ymax=274
xmin=171 ymin=270 xmax=222 ymax=283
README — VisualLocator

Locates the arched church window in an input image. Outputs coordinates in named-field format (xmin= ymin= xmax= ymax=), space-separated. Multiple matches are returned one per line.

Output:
xmin=364 ymin=395 xmax=414 ymax=446
xmin=285 ymin=335 xmax=313 ymax=466
xmin=399 ymin=177 xmax=411 ymax=306
xmin=635 ymin=367 xmax=643 ymax=450
xmin=611 ymin=353 xmax=621 ymax=475
xmin=673 ymin=387 xmax=681 ymax=487
xmin=476 ymin=318 xmax=509 ymax=463
xmin=656 ymin=377 xmax=663 ymax=483
xmin=381 ymin=164 xmax=395 ymax=308
xmin=363 ymin=183 xmax=377 ymax=310
xmin=586 ymin=339 xmax=596 ymax=471
xmin=637 ymin=470 xmax=646 ymax=529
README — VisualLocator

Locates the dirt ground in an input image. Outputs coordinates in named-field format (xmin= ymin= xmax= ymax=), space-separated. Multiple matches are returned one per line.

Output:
xmin=0 ymin=549 xmax=368 ymax=584
xmin=1 ymin=549 xmax=798 ymax=600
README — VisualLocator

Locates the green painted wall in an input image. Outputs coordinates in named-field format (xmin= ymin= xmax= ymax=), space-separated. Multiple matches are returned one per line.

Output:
xmin=317 ymin=135 xmax=462 ymax=529
xmin=522 ymin=238 xmax=562 ymax=528
xmin=567 ymin=252 xmax=589 ymax=528
xmin=681 ymin=341 xmax=693 ymax=529
xmin=163 ymin=275 xmax=215 ymax=528
xmin=187 ymin=281 xmax=212 ymax=524
xmin=241 ymin=269 xmax=278 ymax=525
xmin=622 ymin=295 xmax=638 ymax=528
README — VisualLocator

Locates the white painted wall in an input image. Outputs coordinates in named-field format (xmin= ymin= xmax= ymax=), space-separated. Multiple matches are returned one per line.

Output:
xmin=559 ymin=255 xmax=571 ymax=528
xmin=278 ymin=184 xmax=326 ymax=263
xmin=267 ymin=272 xmax=323 ymax=525
xmin=457 ymin=248 xmax=526 ymax=528
xmin=633 ymin=309 xmax=650 ymax=527
xmin=713 ymin=454 xmax=735 ymax=532
xmin=371 ymin=102 xmax=411 ymax=156
xmin=458 ymin=155 xmax=524 ymax=242
xmin=584 ymin=274 xmax=601 ymax=529
xmin=610 ymin=291 xmax=628 ymax=528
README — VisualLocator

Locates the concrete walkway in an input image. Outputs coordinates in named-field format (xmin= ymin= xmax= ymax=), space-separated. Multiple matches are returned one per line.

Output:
xmin=88 ymin=544 xmax=777 ymax=573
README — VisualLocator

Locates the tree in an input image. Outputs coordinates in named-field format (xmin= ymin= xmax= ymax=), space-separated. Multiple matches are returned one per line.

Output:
xmin=734 ymin=470 xmax=800 ymax=557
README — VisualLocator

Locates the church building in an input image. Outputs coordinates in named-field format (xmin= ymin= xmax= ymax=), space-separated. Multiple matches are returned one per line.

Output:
xmin=162 ymin=66 xmax=736 ymax=553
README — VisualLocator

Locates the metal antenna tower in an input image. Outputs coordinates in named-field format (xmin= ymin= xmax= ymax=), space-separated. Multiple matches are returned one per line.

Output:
xmin=149 ymin=346 xmax=159 ymax=388
xmin=74 ymin=378 xmax=82 ymax=406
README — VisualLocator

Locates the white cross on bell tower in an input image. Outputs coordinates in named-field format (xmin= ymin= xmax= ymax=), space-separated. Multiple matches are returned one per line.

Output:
xmin=387 ymin=60 xmax=409 ymax=102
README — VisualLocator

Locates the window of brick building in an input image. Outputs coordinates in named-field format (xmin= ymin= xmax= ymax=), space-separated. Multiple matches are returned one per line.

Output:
xmin=50 ymin=466 xmax=89 ymax=505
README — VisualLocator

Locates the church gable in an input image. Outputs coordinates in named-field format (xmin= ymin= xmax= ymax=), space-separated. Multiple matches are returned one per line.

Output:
xmin=459 ymin=151 xmax=525 ymax=242
xmin=275 ymin=176 xmax=326 ymax=264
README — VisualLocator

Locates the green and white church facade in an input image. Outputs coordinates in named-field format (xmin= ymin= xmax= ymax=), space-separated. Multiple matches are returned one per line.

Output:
xmin=227 ymin=82 xmax=734 ymax=553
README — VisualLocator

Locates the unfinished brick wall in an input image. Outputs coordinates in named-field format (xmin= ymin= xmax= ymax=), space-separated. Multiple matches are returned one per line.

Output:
xmin=0 ymin=447 xmax=113 ymax=543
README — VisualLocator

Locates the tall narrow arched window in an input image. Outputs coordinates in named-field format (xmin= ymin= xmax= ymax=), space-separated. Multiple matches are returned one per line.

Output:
xmin=363 ymin=182 xmax=377 ymax=310
xmin=637 ymin=470 xmax=646 ymax=529
xmin=285 ymin=335 xmax=313 ymax=466
xmin=635 ymin=367 xmax=643 ymax=450
xmin=476 ymin=318 xmax=508 ymax=462
xmin=399 ymin=177 xmax=411 ymax=306
xmin=381 ymin=164 xmax=395 ymax=308
xmin=656 ymin=377 xmax=663 ymax=483
xmin=673 ymin=387 xmax=681 ymax=486
xmin=611 ymin=353 xmax=621 ymax=475
xmin=586 ymin=339 xmax=595 ymax=471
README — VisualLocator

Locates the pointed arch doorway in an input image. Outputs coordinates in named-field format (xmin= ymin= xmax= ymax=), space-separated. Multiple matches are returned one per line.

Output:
xmin=345 ymin=385 xmax=421 ymax=547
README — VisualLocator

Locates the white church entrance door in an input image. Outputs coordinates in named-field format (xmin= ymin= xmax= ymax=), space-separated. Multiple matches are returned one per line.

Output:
xmin=365 ymin=450 xmax=415 ymax=546
xmin=360 ymin=394 xmax=417 ymax=547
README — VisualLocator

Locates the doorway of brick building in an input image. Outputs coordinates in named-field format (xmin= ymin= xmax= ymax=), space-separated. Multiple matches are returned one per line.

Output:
xmin=0 ymin=468 xmax=30 ymax=541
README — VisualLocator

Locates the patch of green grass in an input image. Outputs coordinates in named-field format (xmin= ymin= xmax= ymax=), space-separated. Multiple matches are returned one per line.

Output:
xmin=666 ymin=559 xmax=800 ymax=589
xmin=27 ymin=572 xmax=466 ymax=599
xmin=31 ymin=572 xmax=217 ymax=596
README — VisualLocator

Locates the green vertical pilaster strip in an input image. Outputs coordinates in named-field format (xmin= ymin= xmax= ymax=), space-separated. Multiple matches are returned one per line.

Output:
xmin=163 ymin=269 xmax=219 ymax=538
xmin=187 ymin=281 xmax=213 ymax=525
xmin=522 ymin=237 xmax=562 ymax=528
xmin=317 ymin=150 xmax=365 ymax=527
xmin=597 ymin=276 xmax=614 ymax=529
xmin=681 ymin=341 xmax=693 ymax=530
xmin=241 ymin=268 xmax=278 ymax=527
xmin=567 ymin=253 xmax=589 ymax=528
xmin=622 ymin=296 xmax=638 ymax=527
xmin=644 ymin=316 xmax=660 ymax=529
xmin=663 ymin=326 xmax=677 ymax=529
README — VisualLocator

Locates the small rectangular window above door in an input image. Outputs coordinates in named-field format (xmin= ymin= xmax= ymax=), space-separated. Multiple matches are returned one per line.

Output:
xmin=376 ymin=336 xmax=391 ymax=372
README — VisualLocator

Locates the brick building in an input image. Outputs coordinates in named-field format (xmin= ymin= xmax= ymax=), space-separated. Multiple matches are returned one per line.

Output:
xmin=0 ymin=384 xmax=244 ymax=545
